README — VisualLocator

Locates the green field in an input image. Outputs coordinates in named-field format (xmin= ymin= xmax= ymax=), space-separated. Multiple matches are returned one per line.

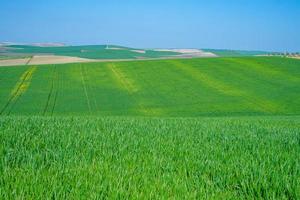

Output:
xmin=1 ymin=116 xmax=299 ymax=199
xmin=0 ymin=57 xmax=299 ymax=117
xmin=1 ymin=56 xmax=300 ymax=199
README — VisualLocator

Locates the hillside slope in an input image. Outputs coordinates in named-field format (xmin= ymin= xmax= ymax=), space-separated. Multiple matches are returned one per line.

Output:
xmin=0 ymin=57 xmax=299 ymax=117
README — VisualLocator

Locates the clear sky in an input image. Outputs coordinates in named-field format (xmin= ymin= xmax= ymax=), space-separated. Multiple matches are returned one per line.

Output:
xmin=0 ymin=0 xmax=299 ymax=51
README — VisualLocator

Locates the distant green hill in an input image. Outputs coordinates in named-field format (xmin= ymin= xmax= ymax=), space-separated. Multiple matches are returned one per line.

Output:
xmin=4 ymin=45 xmax=181 ymax=59
xmin=1 ymin=45 xmax=274 ymax=60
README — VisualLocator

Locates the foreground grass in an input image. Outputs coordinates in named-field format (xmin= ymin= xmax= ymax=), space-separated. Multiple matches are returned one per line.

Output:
xmin=1 ymin=116 xmax=299 ymax=199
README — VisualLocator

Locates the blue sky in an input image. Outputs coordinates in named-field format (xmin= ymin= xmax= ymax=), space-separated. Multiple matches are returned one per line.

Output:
xmin=0 ymin=0 xmax=299 ymax=51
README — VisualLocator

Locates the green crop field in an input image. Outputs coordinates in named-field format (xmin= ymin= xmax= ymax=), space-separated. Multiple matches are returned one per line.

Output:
xmin=1 ymin=56 xmax=300 ymax=199
xmin=0 ymin=56 xmax=299 ymax=117
xmin=1 ymin=116 xmax=299 ymax=199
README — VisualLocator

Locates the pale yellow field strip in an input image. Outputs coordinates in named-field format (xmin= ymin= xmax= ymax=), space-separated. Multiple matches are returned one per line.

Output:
xmin=170 ymin=60 xmax=243 ymax=96
xmin=170 ymin=61 xmax=282 ymax=113
xmin=10 ymin=66 xmax=37 ymax=101
xmin=138 ymin=105 xmax=163 ymax=116
xmin=107 ymin=63 xmax=139 ymax=93
xmin=224 ymin=58 xmax=300 ymax=83
xmin=106 ymin=63 xmax=162 ymax=116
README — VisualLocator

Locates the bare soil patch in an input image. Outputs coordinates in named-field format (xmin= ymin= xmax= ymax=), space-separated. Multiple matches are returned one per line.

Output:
xmin=27 ymin=55 xmax=95 ymax=65
xmin=131 ymin=50 xmax=146 ymax=54
xmin=0 ymin=55 xmax=96 ymax=67
xmin=154 ymin=48 xmax=217 ymax=58
xmin=0 ymin=58 xmax=30 ymax=66
xmin=288 ymin=56 xmax=300 ymax=59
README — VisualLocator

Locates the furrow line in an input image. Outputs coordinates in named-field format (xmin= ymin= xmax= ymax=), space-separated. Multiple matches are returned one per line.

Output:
xmin=83 ymin=66 xmax=99 ymax=112
xmin=51 ymin=69 xmax=60 ymax=116
xmin=43 ymin=66 xmax=56 ymax=115
xmin=80 ymin=65 xmax=92 ymax=114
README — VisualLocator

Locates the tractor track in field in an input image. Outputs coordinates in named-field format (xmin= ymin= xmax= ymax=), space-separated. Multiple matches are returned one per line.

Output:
xmin=51 ymin=83 xmax=59 ymax=116
xmin=51 ymin=69 xmax=60 ymax=116
xmin=82 ymin=66 xmax=99 ymax=112
xmin=131 ymin=62 xmax=167 ymax=116
xmin=0 ymin=66 xmax=36 ymax=115
xmin=80 ymin=64 xmax=92 ymax=114
xmin=43 ymin=66 xmax=57 ymax=115
xmin=107 ymin=63 xmax=139 ymax=93
xmin=107 ymin=63 xmax=160 ymax=116
xmin=25 ymin=56 xmax=33 ymax=65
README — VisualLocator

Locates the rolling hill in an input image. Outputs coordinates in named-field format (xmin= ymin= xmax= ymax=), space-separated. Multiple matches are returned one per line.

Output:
xmin=1 ymin=56 xmax=300 ymax=199
xmin=0 ymin=56 xmax=299 ymax=117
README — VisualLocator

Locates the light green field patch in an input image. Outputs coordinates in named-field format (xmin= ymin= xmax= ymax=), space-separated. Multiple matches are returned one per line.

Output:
xmin=106 ymin=63 xmax=163 ymax=116
xmin=138 ymin=105 xmax=163 ymax=116
xmin=169 ymin=60 xmax=244 ymax=96
xmin=169 ymin=60 xmax=282 ymax=114
xmin=224 ymin=57 xmax=300 ymax=83
xmin=10 ymin=66 xmax=37 ymax=101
